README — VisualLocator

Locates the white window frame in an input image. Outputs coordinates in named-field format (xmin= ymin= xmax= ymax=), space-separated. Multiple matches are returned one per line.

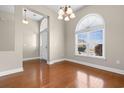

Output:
xmin=75 ymin=14 xmax=105 ymax=59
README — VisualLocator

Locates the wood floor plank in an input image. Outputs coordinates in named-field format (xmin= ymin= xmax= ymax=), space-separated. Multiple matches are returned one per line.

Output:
xmin=0 ymin=59 xmax=124 ymax=88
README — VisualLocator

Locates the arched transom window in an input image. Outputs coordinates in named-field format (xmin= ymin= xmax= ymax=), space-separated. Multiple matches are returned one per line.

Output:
xmin=75 ymin=14 xmax=105 ymax=58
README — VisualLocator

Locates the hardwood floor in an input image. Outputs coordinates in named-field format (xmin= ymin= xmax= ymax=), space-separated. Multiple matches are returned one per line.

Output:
xmin=0 ymin=59 xmax=124 ymax=88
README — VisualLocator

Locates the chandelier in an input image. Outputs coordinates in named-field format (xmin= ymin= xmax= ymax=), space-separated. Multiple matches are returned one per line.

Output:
xmin=22 ymin=9 xmax=28 ymax=24
xmin=57 ymin=5 xmax=76 ymax=21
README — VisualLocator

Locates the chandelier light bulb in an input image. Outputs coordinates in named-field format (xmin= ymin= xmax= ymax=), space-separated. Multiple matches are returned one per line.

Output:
xmin=58 ymin=8 xmax=64 ymax=15
xmin=70 ymin=13 xmax=76 ymax=19
xmin=66 ymin=7 xmax=73 ymax=14
xmin=64 ymin=16 xmax=70 ymax=21
xmin=58 ymin=15 xmax=63 ymax=20
xmin=22 ymin=19 xmax=28 ymax=24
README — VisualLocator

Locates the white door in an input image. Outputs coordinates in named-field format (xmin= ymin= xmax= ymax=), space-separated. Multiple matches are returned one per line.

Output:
xmin=40 ymin=30 xmax=48 ymax=60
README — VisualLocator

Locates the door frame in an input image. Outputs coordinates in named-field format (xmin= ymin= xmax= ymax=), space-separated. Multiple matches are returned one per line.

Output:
xmin=23 ymin=7 xmax=50 ymax=62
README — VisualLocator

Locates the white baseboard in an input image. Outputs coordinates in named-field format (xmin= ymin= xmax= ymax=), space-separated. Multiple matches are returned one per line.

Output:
xmin=0 ymin=67 xmax=23 ymax=77
xmin=65 ymin=58 xmax=124 ymax=75
xmin=48 ymin=59 xmax=65 ymax=64
xmin=23 ymin=57 xmax=40 ymax=61
xmin=24 ymin=57 xmax=124 ymax=75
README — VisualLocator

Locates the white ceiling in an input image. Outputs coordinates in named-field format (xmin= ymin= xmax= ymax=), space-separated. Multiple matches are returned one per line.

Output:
xmin=46 ymin=5 xmax=85 ymax=12
xmin=23 ymin=9 xmax=44 ymax=21
xmin=0 ymin=5 xmax=84 ymax=21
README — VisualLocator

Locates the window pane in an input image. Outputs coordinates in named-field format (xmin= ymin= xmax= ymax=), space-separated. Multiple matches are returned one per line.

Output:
xmin=76 ymin=32 xmax=88 ymax=55
xmin=88 ymin=30 xmax=103 ymax=56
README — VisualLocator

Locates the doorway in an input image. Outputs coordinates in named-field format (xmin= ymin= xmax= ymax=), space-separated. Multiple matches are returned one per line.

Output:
xmin=40 ymin=17 xmax=49 ymax=61
xmin=22 ymin=8 xmax=49 ymax=62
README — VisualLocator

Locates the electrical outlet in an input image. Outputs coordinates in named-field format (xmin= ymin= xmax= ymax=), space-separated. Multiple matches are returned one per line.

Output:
xmin=116 ymin=60 xmax=120 ymax=64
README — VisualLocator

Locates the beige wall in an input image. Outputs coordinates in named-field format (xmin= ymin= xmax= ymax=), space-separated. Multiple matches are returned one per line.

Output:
xmin=0 ymin=6 xmax=23 ymax=72
xmin=0 ymin=5 xmax=65 ymax=73
xmin=0 ymin=10 xmax=15 ymax=51
xmin=23 ymin=19 xmax=40 ymax=59
xmin=65 ymin=5 xmax=124 ymax=70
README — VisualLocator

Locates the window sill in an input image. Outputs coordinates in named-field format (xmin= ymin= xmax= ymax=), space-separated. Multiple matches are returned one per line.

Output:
xmin=75 ymin=54 xmax=106 ymax=60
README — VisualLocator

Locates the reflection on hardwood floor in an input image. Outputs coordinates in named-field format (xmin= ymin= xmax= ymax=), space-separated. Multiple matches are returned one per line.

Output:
xmin=0 ymin=59 xmax=124 ymax=88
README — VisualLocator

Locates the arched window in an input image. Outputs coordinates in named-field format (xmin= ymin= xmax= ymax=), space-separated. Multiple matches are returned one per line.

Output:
xmin=75 ymin=14 xmax=105 ymax=58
